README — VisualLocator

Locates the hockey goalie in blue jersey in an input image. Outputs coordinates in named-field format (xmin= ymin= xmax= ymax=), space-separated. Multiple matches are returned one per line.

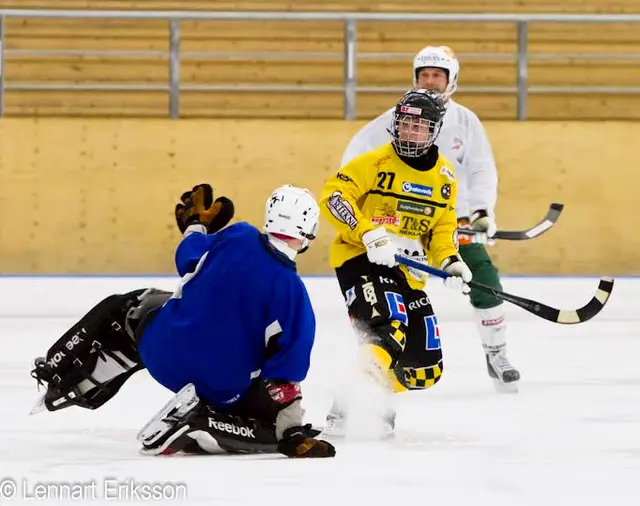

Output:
xmin=30 ymin=183 xmax=336 ymax=459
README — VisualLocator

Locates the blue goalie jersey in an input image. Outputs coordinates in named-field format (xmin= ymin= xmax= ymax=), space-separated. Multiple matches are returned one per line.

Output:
xmin=138 ymin=222 xmax=316 ymax=407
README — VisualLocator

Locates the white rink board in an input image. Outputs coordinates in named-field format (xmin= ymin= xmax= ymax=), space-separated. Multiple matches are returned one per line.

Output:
xmin=0 ymin=275 xmax=635 ymax=321
xmin=0 ymin=276 xmax=638 ymax=506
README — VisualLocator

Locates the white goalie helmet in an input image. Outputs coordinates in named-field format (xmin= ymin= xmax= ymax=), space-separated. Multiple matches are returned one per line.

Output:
xmin=412 ymin=45 xmax=460 ymax=100
xmin=263 ymin=184 xmax=320 ymax=253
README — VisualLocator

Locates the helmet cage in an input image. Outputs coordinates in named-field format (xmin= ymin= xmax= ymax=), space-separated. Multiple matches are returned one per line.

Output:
xmin=390 ymin=104 xmax=443 ymax=157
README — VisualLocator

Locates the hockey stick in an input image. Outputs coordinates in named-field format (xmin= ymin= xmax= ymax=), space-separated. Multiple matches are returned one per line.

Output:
xmin=457 ymin=203 xmax=564 ymax=241
xmin=396 ymin=255 xmax=614 ymax=325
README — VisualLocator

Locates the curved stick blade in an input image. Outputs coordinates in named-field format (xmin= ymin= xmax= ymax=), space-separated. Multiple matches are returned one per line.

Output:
xmin=495 ymin=202 xmax=564 ymax=240
xmin=467 ymin=276 xmax=614 ymax=325
xmin=556 ymin=277 xmax=614 ymax=324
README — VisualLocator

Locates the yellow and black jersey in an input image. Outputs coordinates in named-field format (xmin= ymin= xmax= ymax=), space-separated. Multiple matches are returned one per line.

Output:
xmin=319 ymin=142 xmax=458 ymax=290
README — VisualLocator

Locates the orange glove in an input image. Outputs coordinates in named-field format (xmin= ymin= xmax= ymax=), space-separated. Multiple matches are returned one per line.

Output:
xmin=175 ymin=183 xmax=235 ymax=234
xmin=277 ymin=426 xmax=336 ymax=458
xmin=456 ymin=217 xmax=474 ymax=246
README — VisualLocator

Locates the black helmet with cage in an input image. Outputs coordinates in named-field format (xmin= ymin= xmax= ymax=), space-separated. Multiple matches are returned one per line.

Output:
xmin=389 ymin=89 xmax=447 ymax=158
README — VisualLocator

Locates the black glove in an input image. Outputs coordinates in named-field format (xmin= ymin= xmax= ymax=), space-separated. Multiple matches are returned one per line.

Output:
xmin=277 ymin=426 xmax=336 ymax=458
xmin=175 ymin=183 xmax=235 ymax=234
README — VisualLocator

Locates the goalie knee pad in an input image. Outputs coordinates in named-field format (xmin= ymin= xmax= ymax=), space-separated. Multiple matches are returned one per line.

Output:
xmin=31 ymin=288 xmax=172 ymax=412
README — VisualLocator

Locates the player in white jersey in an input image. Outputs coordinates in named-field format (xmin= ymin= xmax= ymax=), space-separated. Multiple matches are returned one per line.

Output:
xmin=340 ymin=46 xmax=520 ymax=392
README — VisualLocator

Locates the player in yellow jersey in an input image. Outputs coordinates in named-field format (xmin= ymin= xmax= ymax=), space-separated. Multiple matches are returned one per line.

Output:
xmin=319 ymin=90 xmax=472 ymax=437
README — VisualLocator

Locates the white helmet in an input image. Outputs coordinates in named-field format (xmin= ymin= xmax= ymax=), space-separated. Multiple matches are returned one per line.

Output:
xmin=412 ymin=45 xmax=460 ymax=100
xmin=263 ymin=185 xmax=320 ymax=256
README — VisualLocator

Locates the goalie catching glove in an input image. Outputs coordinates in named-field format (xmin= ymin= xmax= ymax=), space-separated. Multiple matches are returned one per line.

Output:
xmin=175 ymin=183 xmax=235 ymax=234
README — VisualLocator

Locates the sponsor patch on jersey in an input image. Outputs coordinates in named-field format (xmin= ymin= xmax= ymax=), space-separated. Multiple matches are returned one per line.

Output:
xmin=336 ymin=172 xmax=352 ymax=183
xmin=399 ymin=216 xmax=432 ymax=236
xmin=397 ymin=201 xmax=436 ymax=216
xmin=408 ymin=295 xmax=430 ymax=312
xmin=371 ymin=203 xmax=400 ymax=226
xmin=402 ymin=181 xmax=433 ymax=197
xmin=396 ymin=253 xmax=429 ymax=281
xmin=441 ymin=183 xmax=451 ymax=200
xmin=384 ymin=292 xmax=408 ymax=326
xmin=440 ymin=166 xmax=455 ymax=181
xmin=327 ymin=191 xmax=358 ymax=230
xmin=424 ymin=315 xmax=442 ymax=350
xmin=371 ymin=216 xmax=400 ymax=226
xmin=362 ymin=281 xmax=378 ymax=306
xmin=345 ymin=286 xmax=356 ymax=307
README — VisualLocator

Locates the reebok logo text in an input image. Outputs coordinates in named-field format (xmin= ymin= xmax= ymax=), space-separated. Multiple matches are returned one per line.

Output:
xmin=208 ymin=418 xmax=255 ymax=438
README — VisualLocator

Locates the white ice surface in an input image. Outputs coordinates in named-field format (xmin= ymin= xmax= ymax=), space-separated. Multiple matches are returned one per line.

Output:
xmin=0 ymin=276 xmax=638 ymax=505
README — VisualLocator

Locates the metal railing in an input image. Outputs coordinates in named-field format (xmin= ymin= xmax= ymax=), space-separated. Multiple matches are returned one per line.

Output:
xmin=1 ymin=10 xmax=640 ymax=120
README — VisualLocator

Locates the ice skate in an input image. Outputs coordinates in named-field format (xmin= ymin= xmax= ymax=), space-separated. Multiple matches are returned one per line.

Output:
xmin=137 ymin=383 xmax=204 ymax=455
xmin=474 ymin=307 xmax=520 ymax=393
xmin=323 ymin=404 xmax=347 ymax=437
xmin=323 ymin=401 xmax=395 ymax=440
xmin=486 ymin=349 xmax=520 ymax=393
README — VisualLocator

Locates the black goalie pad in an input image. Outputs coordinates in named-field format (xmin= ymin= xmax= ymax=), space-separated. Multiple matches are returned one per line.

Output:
xmin=203 ymin=412 xmax=321 ymax=455
xmin=195 ymin=381 xmax=321 ymax=454
xmin=136 ymin=382 xmax=322 ymax=456
xmin=30 ymin=288 xmax=172 ymax=413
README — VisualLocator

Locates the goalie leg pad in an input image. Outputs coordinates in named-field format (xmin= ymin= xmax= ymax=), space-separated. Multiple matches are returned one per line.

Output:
xmin=31 ymin=288 xmax=172 ymax=412
xmin=138 ymin=382 xmax=320 ymax=456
